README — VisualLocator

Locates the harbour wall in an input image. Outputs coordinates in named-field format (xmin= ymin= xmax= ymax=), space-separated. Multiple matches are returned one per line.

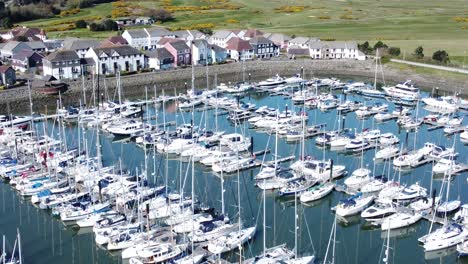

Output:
xmin=1 ymin=59 xmax=467 ymax=114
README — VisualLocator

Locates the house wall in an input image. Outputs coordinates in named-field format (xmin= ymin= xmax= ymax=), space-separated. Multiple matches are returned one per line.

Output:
xmin=0 ymin=69 xmax=16 ymax=86
xmin=43 ymin=59 xmax=81 ymax=80
xmin=122 ymin=31 xmax=149 ymax=50
xmin=87 ymin=50 xmax=145 ymax=75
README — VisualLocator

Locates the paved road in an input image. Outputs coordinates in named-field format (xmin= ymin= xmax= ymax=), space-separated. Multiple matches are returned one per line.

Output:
xmin=390 ymin=59 xmax=468 ymax=74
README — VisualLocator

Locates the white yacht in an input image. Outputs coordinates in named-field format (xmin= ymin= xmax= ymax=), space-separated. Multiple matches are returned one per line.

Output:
xmin=381 ymin=211 xmax=422 ymax=230
xmin=107 ymin=120 xmax=150 ymax=137
xmin=335 ymin=193 xmax=374 ymax=217
xmin=206 ymin=226 xmax=257 ymax=254
xmin=344 ymin=168 xmax=371 ymax=189
xmin=383 ymin=80 xmax=421 ymax=101
xmin=300 ymin=182 xmax=335 ymax=203
xmin=258 ymin=74 xmax=286 ymax=87
xmin=420 ymin=223 xmax=468 ymax=252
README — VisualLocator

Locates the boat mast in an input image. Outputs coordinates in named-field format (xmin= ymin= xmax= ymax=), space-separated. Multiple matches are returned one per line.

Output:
xmin=373 ymin=49 xmax=379 ymax=90
xmin=263 ymin=178 xmax=266 ymax=256
xmin=17 ymin=229 xmax=22 ymax=264
xmin=2 ymin=234 xmax=5 ymax=264
xmin=294 ymin=189 xmax=298 ymax=259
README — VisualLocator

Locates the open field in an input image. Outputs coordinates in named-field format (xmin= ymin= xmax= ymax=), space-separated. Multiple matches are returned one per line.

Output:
xmin=20 ymin=0 xmax=468 ymax=59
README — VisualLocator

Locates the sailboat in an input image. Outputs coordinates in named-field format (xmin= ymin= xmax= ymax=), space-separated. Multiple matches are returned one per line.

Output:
xmin=359 ymin=50 xmax=385 ymax=98
xmin=419 ymin=156 xmax=468 ymax=252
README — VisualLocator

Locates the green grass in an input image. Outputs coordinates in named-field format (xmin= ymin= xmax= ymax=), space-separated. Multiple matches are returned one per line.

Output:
xmin=387 ymin=62 xmax=468 ymax=81
xmin=18 ymin=0 xmax=468 ymax=55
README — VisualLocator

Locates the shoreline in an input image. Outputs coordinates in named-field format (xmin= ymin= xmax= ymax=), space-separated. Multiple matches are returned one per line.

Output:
xmin=1 ymin=59 xmax=467 ymax=114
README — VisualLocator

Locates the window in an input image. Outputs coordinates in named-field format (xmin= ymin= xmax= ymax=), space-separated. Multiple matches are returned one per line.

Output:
xmin=125 ymin=61 xmax=130 ymax=71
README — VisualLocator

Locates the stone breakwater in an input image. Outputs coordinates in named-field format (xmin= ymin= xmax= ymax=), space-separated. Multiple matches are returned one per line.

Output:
xmin=1 ymin=59 xmax=467 ymax=113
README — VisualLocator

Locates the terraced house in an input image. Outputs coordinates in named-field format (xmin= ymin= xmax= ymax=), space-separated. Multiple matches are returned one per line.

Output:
xmin=42 ymin=50 xmax=81 ymax=80
xmin=308 ymin=41 xmax=365 ymax=60
xmin=85 ymin=45 xmax=145 ymax=75
xmin=249 ymin=36 xmax=279 ymax=59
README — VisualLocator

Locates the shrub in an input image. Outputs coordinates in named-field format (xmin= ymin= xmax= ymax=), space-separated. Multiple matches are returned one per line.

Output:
xmin=226 ymin=18 xmax=239 ymax=23
xmin=145 ymin=9 xmax=173 ymax=23
xmin=75 ymin=19 xmax=87 ymax=28
xmin=318 ymin=16 xmax=330 ymax=19
xmin=59 ymin=8 xmax=80 ymax=17
xmin=373 ymin=41 xmax=388 ymax=50
xmin=388 ymin=47 xmax=401 ymax=57
xmin=432 ymin=50 xmax=449 ymax=63
xmin=274 ymin=5 xmax=307 ymax=13
xmin=413 ymin=46 xmax=424 ymax=59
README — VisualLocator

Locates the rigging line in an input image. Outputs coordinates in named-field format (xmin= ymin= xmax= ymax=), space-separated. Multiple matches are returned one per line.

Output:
xmin=240 ymin=171 xmax=255 ymax=220
xmin=302 ymin=206 xmax=316 ymax=255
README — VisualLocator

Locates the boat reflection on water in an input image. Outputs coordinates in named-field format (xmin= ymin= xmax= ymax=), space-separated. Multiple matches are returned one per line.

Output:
xmin=379 ymin=225 xmax=417 ymax=239
xmin=336 ymin=214 xmax=361 ymax=227
xmin=424 ymin=245 xmax=457 ymax=260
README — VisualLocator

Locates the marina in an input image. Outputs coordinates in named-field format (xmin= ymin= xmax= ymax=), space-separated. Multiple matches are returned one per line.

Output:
xmin=0 ymin=72 xmax=467 ymax=264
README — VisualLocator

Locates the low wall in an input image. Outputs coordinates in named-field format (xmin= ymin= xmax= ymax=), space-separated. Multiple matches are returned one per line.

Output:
xmin=1 ymin=59 xmax=467 ymax=114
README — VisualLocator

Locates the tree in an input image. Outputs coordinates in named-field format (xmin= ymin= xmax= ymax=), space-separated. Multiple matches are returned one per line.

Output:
xmin=0 ymin=17 xmax=12 ymax=29
xmin=198 ymin=28 xmax=213 ymax=35
xmin=432 ymin=50 xmax=450 ymax=63
xmin=75 ymin=19 xmax=87 ymax=28
xmin=147 ymin=9 xmax=173 ymax=23
xmin=388 ymin=47 xmax=401 ymax=57
xmin=358 ymin=41 xmax=370 ymax=53
xmin=102 ymin=19 xmax=118 ymax=31
xmin=414 ymin=46 xmax=424 ymax=59
xmin=373 ymin=41 xmax=388 ymax=50
xmin=89 ymin=22 xmax=102 ymax=31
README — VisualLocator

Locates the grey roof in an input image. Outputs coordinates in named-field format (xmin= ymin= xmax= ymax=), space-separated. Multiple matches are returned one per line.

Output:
xmin=188 ymin=30 xmax=205 ymax=39
xmin=308 ymin=41 xmax=357 ymax=50
xmin=11 ymin=50 xmax=41 ymax=61
xmin=264 ymin=33 xmax=291 ymax=43
xmin=249 ymin=36 xmax=274 ymax=45
xmin=44 ymin=50 xmax=80 ymax=62
xmin=288 ymin=47 xmax=309 ymax=56
xmin=1 ymin=41 xmax=30 ymax=53
xmin=192 ymin=39 xmax=208 ymax=47
xmin=211 ymin=30 xmax=234 ymax=39
xmin=290 ymin=37 xmax=314 ymax=45
xmin=93 ymin=45 xmax=142 ymax=57
xmin=125 ymin=29 xmax=149 ymax=39
xmin=62 ymin=38 xmax=101 ymax=51
xmin=209 ymin=44 xmax=225 ymax=53
xmin=146 ymin=47 xmax=174 ymax=59
xmin=173 ymin=30 xmax=190 ymax=39
xmin=26 ymin=41 xmax=46 ymax=50
xmin=169 ymin=40 xmax=189 ymax=51
xmin=145 ymin=28 xmax=170 ymax=38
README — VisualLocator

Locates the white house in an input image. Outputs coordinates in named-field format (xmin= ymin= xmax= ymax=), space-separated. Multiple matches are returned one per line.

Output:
xmin=288 ymin=37 xmax=319 ymax=50
xmin=191 ymin=39 xmax=210 ymax=65
xmin=122 ymin=29 xmax=150 ymax=50
xmin=0 ymin=41 xmax=32 ymax=59
xmin=225 ymin=37 xmax=254 ymax=61
xmin=208 ymin=30 xmax=237 ymax=48
xmin=85 ymin=45 xmax=145 ymax=75
xmin=42 ymin=50 xmax=82 ymax=80
xmin=174 ymin=30 xmax=206 ymax=44
xmin=146 ymin=47 xmax=174 ymax=70
xmin=145 ymin=28 xmax=175 ymax=50
xmin=308 ymin=41 xmax=365 ymax=60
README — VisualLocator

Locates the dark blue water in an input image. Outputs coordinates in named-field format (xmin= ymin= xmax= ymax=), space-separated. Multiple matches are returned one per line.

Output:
xmin=1 ymin=89 xmax=467 ymax=264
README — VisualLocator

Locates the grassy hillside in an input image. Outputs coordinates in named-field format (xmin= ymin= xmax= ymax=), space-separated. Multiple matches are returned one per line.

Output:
xmin=20 ymin=0 xmax=468 ymax=60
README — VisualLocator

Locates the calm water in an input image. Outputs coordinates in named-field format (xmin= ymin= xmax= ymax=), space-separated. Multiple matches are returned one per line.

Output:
xmin=1 ymin=87 xmax=468 ymax=264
